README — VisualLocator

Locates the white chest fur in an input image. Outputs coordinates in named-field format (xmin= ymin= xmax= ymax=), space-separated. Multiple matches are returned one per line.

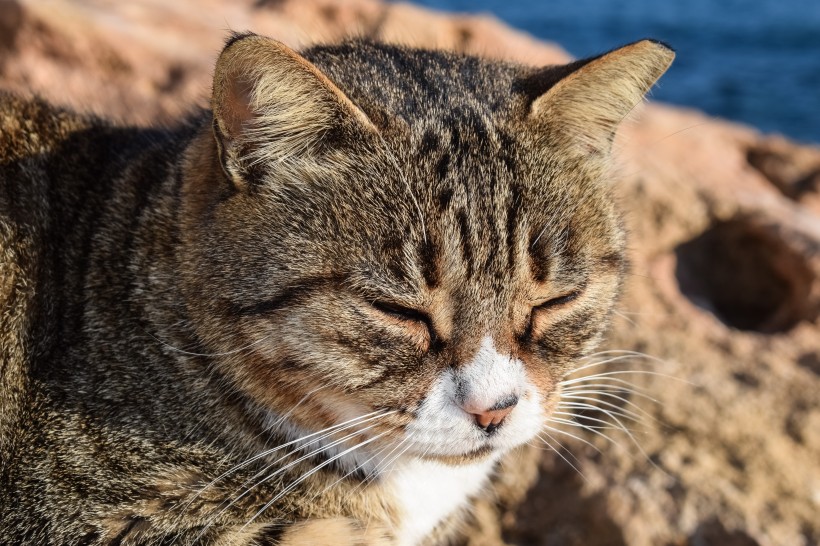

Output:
xmin=387 ymin=457 xmax=497 ymax=546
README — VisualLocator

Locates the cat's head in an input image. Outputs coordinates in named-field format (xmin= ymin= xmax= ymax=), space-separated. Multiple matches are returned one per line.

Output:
xmin=178 ymin=34 xmax=673 ymax=465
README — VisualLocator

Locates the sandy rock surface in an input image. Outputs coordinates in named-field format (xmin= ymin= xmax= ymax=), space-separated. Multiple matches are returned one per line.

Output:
xmin=2 ymin=1 xmax=818 ymax=545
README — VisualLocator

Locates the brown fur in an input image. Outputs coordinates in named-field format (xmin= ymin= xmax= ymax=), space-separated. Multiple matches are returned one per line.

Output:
xmin=0 ymin=33 xmax=672 ymax=545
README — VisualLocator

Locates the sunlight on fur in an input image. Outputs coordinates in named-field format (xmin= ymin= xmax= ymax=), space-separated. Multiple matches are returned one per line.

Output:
xmin=0 ymin=30 xmax=673 ymax=545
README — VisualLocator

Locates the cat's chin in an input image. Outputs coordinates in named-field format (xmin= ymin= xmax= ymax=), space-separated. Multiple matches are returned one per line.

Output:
xmin=398 ymin=418 xmax=542 ymax=467
xmin=415 ymin=445 xmax=498 ymax=466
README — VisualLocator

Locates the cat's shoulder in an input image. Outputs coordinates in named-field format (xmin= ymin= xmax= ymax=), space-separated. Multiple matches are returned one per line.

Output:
xmin=0 ymin=92 xmax=97 ymax=166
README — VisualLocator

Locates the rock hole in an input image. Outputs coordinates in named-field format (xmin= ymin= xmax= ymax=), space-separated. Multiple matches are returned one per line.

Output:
xmin=732 ymin=371 xmax=760 ymax=388
xmin=674 ymin=219 xmax=816 ymax=333
xmin=797 ymin=352 xmax=820 ymax=375
xmin=747 ymin=141 xmax=820 ymax=200
xmin=254 ymin=0 xmax=285 ymax=9
xmin=688 ymin=518 xmax=760 ymax=546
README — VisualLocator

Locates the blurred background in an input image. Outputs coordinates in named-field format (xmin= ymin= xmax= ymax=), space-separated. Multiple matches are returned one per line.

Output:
xmin=415 ymin=0 xmax=820 ymax=143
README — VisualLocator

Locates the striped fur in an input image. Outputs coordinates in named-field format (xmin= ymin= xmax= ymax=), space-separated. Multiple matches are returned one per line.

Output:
xmin=0 ymin=34 xmax=672 ymax=545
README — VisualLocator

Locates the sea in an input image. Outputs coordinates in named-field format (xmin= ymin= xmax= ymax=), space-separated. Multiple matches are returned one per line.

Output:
xmin=411 ymin=0 xmax=820 ymax=144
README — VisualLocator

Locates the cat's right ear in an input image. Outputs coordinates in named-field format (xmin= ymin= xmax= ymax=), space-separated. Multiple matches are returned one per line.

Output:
xmin=211 ymin=33 xmax=378 ymax=188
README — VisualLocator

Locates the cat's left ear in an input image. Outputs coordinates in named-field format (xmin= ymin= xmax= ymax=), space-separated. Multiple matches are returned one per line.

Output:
xmin=211 ymin=33 xmax=378 ymax=187
xmin=518 ymin=39 xmax=674 ymax=156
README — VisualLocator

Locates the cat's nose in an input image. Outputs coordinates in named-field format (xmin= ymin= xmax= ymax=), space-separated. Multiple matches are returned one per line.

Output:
xmin=461 ymin=394 xmax=519 ymax=433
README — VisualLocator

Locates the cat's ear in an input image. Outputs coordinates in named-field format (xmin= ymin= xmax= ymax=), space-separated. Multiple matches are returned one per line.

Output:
xmin=211 ymin=33 xmax=377 ymax=187
xmin=519 ymin=39 xmax=674 ymax=156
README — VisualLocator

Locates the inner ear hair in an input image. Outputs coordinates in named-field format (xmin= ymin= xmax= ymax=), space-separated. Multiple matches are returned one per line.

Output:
xmin=210 ymin=32 xmax=377 ymax=188
xmin=521 ymin=39 xmax=675 ymax=157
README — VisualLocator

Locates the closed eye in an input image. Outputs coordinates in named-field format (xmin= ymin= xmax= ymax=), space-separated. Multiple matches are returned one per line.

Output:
xmin=534 ymin=290 xmax=581 ymax=310
xmin=371 ymin=300 xmax=435 ymax=346
xmin=522 ymin=289 xmax=582 ymax=341
xmin=372 ymin=300 xmax=430 ymax=325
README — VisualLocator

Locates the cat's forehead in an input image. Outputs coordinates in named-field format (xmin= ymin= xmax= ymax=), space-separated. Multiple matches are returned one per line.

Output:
xmin=288 ymin=41 xmax=625 ymax=290
xmin=303 ymin=41 xmax=521 ymax=122
xmin=349 ymin=133 xmax=616 ymax=301
xmin=302 ymin=42 xmax=597 ymax=210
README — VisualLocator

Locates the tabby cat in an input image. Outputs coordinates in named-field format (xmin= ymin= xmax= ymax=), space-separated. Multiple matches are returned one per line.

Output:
xmin=0 ymin=33 xmax=672 ymax=545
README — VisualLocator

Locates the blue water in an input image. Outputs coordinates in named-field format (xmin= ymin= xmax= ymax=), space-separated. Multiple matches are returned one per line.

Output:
xmin=411 ymin=0 xmax=820 ymax=144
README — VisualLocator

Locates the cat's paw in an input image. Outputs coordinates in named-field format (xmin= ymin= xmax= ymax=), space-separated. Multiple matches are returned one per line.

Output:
xmin=261 ymin=517 xmax=394 ymax=546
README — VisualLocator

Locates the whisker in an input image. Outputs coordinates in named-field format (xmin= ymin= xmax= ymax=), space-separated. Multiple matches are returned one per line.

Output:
xmin=549 ymin=415 xmax=628 ymax=433
xmin=561 ymin=376 xmax=656 ymax=395
xmin=540 ymin=430 xmax=585 ymax=467
xmin=546 ymin=417 xmax=629 ymax=453
xmin=560 ymin=382 xmax=659 ymax=407
xmin=534 ymin=433 xmax=588 ymax=482
xmin=185 ymin=410 xmax=391 ymax=511
xmin=221 ymin=414 xmax=394 ymax=502
xmin=613 ymin=310 xmax=639 ymax=327
xmin=194 ymin=415 xmax=393 ymax=542
xmin=579 ymin=349 xmax=659 ymax=359
xmin=320 ymin=431 xmax=413 ymax=503
xmin=366 ymin=434 xmax=412 ymax=481
xmin=556 ymin=407 xmax=646 ymax=434
xmin=541 ymin=424 xmax=604 ymax=455
xmin=557 ymin=397 xmax=645 ymax=425
xmin=552 ymin=411 xmax=647 ymax=433
xmin=146 ymin=330 xmax=271 ymax=358
xmin=241 ymin=431 xmax=390 ymax=531
xmin=613 ymin=309 xmax=675 ymax=318
xmin=552 ymin=398 xmax=668 ymax=477
xmin=559 ymin=390 xmax=657 ymax=422
xmin=568 ymin=352 xmax=670 ymax=376
xmin=561 ymin=370 xmax=694 ymax=387
xmin=267 ymin=384 xmax=328 ymax=430
xmin=374 ymin=435 xmax=417 ymax=482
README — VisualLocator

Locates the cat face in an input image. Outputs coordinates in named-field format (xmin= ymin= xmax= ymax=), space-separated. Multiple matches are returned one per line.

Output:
xmin=179 ymin=35 xmax=673 ymax=467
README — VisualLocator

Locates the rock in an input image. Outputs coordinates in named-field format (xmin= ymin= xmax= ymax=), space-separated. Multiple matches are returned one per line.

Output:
xmin=0 ymin=0 xmax=569 ymax=124
xmin=746 ymin=135 xmax=820 ymax=213
xmin=1 ymin=1 xmax=818 ymax=545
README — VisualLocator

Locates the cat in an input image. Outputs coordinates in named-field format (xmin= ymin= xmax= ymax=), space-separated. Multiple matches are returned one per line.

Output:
xmin=0 ymin=32 xmax=673 ymax=545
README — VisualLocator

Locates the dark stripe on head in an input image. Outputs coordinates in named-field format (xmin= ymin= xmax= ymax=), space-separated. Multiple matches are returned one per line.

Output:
xmin=437 ymin=187 xmax=454 ymax=211
xmin=382 ymin=235 xmax=411 ymax=284
xmin=436 ymin=153 xmax=450 ymax=181
xmin=449 ymin=123 xmax=461 ymax=149
xmin=528 ymin=231 xmax=551 ymax=283
xmin=497 ymin=132 xmax=518 ymax=175
xmin=534 ymin=316 xmax=592 ymax=354
xmin=419 ymin=129 xmax=439 ymax=155
xmin=456 ymin=208 xmax=474 ymax=279
xmin=418 ymin=236 xmax=440 ymax=289
xmin=446 ymin=111 xmax=493 ymax=152
xmin=463 ymin=110 xmax=490 ymax=143
xmin=506 ymin=183 xmax=523 ymax=270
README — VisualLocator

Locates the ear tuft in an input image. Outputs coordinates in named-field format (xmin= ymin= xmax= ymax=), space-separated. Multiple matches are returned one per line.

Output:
xmin=211 ymin=33 xmax=376 ymax=187
xmin=523 ymin=39 xmax=675 ymax=156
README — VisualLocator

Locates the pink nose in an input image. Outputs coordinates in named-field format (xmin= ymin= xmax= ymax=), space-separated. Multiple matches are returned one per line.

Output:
xmin=461 ymin=395 xmax=519 ymax=432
